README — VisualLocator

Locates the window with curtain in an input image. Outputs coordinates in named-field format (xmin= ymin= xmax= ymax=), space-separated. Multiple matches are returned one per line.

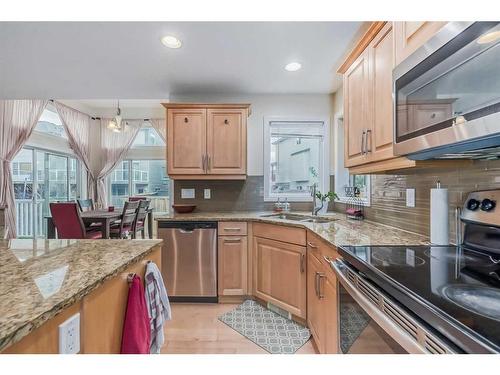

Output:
xmin=131 ymin=124 xmax=165 ymax=147
xmin=264 ymin=118 xmax=329 ymax=201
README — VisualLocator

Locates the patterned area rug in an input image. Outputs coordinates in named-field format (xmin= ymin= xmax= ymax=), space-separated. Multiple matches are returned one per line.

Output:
xmin=218 ymin=300 xmax=311 ymax=354
xmin=339 ymin=302 xmax=371 ymax=353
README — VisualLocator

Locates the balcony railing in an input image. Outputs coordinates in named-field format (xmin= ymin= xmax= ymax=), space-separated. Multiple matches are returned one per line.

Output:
xmin=15 ymin=199 xmax=45 ymax=238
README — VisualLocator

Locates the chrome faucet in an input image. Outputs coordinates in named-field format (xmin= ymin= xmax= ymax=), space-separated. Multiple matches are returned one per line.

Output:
xmin=310 ymin=184 xmax=323 ymax=216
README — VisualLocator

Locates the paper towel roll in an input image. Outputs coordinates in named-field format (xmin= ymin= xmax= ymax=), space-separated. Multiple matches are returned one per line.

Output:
xmin=430 ymin=187 xmax=449 ymax=245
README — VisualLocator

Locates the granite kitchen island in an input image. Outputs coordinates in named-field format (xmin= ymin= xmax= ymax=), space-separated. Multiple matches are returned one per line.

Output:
xmin=0 ymin=239 xmax=162 ymax=354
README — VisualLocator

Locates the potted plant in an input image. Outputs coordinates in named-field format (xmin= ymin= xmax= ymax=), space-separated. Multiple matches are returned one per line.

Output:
xmin=315 ymin=190 xmax=339 ymax=214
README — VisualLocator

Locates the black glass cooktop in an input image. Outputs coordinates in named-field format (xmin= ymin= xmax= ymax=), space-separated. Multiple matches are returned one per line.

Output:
xmin=338 ymin=245 xmax=500 ymax=353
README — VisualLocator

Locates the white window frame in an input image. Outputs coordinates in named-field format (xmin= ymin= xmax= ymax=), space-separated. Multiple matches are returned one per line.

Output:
xmin=263 ymin=116 xmax=330 ymax=202
xmin=333 ymin=112 xmax=371 ymax=206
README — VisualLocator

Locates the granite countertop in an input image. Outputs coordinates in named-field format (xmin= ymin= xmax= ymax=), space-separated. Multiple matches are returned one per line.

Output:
xmin=155 ymin=211 xmax=429 ymax=247
xmin=0 ymin=239 xmax=162 ymax=351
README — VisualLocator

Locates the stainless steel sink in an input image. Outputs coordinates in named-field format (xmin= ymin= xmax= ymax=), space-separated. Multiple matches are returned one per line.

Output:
xmin=260 ymin=213 xmax=337 ymax=223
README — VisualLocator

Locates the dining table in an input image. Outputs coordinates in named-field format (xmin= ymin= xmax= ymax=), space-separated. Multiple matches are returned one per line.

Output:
xmin=45 ymin=207 xmax=154 ymax=239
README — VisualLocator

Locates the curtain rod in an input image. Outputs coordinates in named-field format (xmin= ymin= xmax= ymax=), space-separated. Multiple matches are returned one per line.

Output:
xmin=49 ymin=99 xmax=153 ymax=122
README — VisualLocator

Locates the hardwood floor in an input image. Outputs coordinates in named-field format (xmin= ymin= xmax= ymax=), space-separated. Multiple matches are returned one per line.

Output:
xmin=161 ymin=303 xmax=318 ymax=354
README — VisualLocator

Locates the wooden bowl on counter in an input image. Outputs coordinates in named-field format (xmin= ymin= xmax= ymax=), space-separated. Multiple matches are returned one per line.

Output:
xmin=172 ymin=204 xmax=197 ymax=214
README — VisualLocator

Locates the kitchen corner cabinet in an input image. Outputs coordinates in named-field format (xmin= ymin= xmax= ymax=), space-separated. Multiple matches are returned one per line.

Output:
xmin=163 ymin=103 xmax=250 ymax=180
xmin=338 ymin=21 xmax=450 ymax=174
xmin=252 ymin=223 xmax=307 ymax=319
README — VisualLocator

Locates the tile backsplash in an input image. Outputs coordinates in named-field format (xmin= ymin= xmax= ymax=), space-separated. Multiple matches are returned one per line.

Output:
xmin=173 ymin=176 xmax=313 ymax=212
xmin=344 ymin=159 xmax=500 ymax=239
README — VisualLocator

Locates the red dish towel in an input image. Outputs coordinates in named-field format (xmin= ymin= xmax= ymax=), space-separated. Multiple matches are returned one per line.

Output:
xmin=121 ymin=275 xmax=151 ymax=354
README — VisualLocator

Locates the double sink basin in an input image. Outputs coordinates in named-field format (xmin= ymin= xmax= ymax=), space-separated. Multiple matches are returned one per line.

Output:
xmin=260 ymin=213 xmax=338 ymax=224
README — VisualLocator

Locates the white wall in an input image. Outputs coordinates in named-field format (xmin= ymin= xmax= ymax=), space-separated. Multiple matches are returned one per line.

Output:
xmin=170 ymin=93 xmax=334 ymax=176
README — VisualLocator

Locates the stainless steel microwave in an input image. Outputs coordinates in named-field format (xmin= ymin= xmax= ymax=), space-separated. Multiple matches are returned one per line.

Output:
xmin=393 ymin=22 xmax=500 ymax=160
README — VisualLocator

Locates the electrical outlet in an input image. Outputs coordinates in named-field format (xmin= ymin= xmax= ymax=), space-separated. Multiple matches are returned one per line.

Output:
xmin=406 ymin=188 xmax=416 ymax=207
xmin=181 ymin=188 xmax=195 ymax=199
xmin=59 ymin=313 xmax=80 ymax=354
xmin=204 ymin=189 xmax=211 ymax=199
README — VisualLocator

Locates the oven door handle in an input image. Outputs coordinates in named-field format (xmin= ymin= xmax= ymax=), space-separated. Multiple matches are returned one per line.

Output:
xmin=330 ymin=259 xmax=455 ymax=354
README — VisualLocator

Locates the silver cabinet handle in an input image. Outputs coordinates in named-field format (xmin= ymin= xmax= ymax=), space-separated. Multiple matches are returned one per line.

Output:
xmin=318 ymin=272 xmax=325 ymax=299
xmin=307 ymin=241 xmax=318 ymax=249
xmin=207 ymin=155 xmax=211 ymax=171
xmin=202 ymin=155 xmax=205 ymax=172
xmin=223 ymin=227 xmax=241 ymax=232
xmin=300 ymin=253 xmax=305 ymax=273
xmin=223 ymin=238 xmax=242 ymax=244
xmin=361 ymin=130 xmax=366 ymax=155
xmin=365 ymin=129 xmax=372 ymax=153
xmin=314 ymin=272 xmax=319 ymax=297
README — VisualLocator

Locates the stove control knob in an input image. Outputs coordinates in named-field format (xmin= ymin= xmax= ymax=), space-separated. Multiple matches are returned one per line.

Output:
xmin=480 ymin=199 xmax=496 ymax=212
xmin=467 ymin=198 xmax=480 ymax=211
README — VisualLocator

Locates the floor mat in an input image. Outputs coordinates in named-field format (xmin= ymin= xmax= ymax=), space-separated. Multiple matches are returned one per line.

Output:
xmin=218 ymin=300 xmax=311 ymax=354
xmin=339 ymin=302 xmax=371 ymax=353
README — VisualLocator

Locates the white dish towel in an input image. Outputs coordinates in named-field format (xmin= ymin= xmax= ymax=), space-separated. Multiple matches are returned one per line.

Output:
xmin=144 ymin=261 xmax=172 ymax=354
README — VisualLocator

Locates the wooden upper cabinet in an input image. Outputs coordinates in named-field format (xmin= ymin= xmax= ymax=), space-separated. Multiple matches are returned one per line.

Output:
xmin=207 ymin=109 xmax=247 ymax=175
xmin=344 ymin=48 xmax=371 ymax=167
xmin=167 ymin=108 xmax=207 ymax=175
xmin=369 ymin=22 xmax=395 ymax=163
xmin=163 ymin=103 xmax=250 ymax=180
xmin=394 ymin=22 xmax=447 ymax=65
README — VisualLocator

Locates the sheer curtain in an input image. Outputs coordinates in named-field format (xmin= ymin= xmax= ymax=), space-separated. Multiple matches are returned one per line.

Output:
xmin=96 ymin=119 xmax=141 ymax=208
xmin=149 ymin=118 xmax=166 ymax=142
xmin=54 ymin=101 xmax=96 ymax=202
xmin=0 ymin=100 xmax=48 ymax=238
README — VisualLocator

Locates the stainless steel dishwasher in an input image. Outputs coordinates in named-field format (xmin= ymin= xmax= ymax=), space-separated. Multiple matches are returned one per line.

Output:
xmin=157 ymin=221 xmax=217 ymax=302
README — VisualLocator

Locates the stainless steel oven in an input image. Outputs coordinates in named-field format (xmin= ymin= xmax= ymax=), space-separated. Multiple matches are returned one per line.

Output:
xmin=393 ymin=22 xmax=500 ymax=160
xmin=331 ymin=259 xmax=456 ymax=354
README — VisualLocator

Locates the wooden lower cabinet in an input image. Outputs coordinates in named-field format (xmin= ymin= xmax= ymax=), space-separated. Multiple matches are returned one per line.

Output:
xmin=253 ymin=236 xmax=307 ymax=318
xmin=218 ymin=235 xmax=248 ymax=296
xmin=306 ymin=232 xmax=340 ymax=354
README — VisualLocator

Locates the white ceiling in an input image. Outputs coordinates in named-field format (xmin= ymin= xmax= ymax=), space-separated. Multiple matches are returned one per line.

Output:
xmin=0 ymin=22 xmax=362 ymax=99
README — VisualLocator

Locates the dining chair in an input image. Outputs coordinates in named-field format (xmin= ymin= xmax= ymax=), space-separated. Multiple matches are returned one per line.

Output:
xmin=49 ymin=202 xmax=102 ymax=239
xmin=132 ymin=200 xmax=150 ymax=239
xmin=110 ymin=200 xmax=140 ymax=239
xmin=77 ymin=198 xmax=95 ymax=212
xmin=129 ymin=196 xmax=147 ymax=202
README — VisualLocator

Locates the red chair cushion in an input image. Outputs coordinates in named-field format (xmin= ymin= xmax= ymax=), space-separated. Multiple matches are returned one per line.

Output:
xmin=86 ymin=230 xmax=103 ymax=239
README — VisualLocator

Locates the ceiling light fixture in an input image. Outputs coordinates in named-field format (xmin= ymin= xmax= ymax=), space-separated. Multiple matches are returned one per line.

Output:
xmin=285 ymin=62 xmax=302 ymax=72
xmin=108 ymin=100 xmax=123 ymax=132
xmin=477 ymin=30 xmax=500 ymax=44
xmin=161 ymin=35 xmax=182 ymax=49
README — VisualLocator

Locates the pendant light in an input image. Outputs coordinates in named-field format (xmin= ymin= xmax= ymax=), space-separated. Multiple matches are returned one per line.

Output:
xmin=108 ymin=100 xmax=123 ymax=132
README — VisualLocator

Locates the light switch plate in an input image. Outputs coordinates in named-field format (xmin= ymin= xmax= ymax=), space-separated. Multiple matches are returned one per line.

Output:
xmin=406 ymin=188 xmax=416 ymax=207
xmin=181 ymin=188 xmax=195 ymax=199
xmin=204 ymin=189 xmax=211 ymax=199
xmin=59 ymin=313 xmax=80 ymax=354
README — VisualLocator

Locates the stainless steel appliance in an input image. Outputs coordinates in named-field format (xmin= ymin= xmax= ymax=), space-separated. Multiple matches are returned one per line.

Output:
xmin=393 ymin=22 xmax=500 ymax=160
xmin=158 ymin=221 xmax=217 ymax=302
xmin=333 ymin=189 xmax=500 ymax=353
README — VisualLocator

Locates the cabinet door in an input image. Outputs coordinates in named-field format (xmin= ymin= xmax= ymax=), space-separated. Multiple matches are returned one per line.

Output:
xmin=323 ymin=273 xmax=339 ymax=354
xmin=253 ymin=236 xmax=307 ymax=318
xmin=207 ymin=109 xmax=246 ymax=175
xmin=167 ymin=109 xmax=207 ymax=175
xmin=394 ymin=22 xmax=447 ymax=65
xmin=344 ymin=48 xmax=371 ymax=167
xmin=307 ymin=252 xmax=325 ymax=353
xmin=218 ymin=236 xmax=248 ymax=296
xmin=368 ymin=22 xmax=395 ymax=163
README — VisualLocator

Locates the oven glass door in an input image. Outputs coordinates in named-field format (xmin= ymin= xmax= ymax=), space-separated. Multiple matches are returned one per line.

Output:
xmin=339 ymin=282 xmax=407 ymax=354
xmin=395 ymin=22 xmax=500 ymax=145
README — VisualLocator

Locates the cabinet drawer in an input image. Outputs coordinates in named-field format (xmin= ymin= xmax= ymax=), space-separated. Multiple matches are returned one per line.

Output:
xmin=307 ymin=231 xmax=340 ymax=266
xmin=218 ymin=221 xmax=247 ymax=236
xmin=253 ymin=222 xmax=306 ymax=246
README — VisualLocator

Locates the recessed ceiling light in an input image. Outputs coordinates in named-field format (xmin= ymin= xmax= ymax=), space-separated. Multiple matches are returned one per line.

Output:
xmin=285 ymin=62 xmax=302 ymax=72
xmin=161 ymin=35 xmax=182 ymax=49
xmin=477 ymin=30 xmax=500 ymax=44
